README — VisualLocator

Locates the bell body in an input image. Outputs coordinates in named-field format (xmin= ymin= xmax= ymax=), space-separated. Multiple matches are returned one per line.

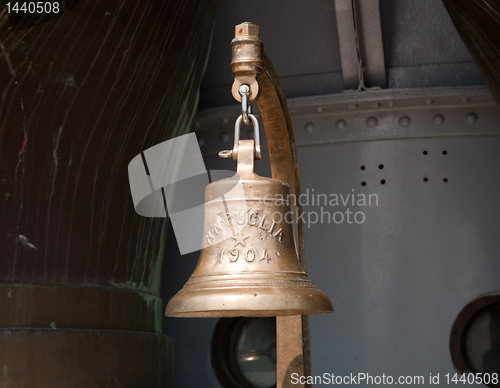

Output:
xmin=166 ymin=140 xmax=333 ymax=317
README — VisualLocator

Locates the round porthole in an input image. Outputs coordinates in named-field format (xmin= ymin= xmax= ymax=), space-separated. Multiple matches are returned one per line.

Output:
xmin=450 ymin=292 xmax=500 ymax=387
xmin=211 ymin=317 xmax=277 ymax=388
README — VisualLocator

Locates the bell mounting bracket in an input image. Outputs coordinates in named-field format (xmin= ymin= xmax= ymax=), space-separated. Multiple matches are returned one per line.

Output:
xmin=229 ymin=21 xmax=313 ymax=388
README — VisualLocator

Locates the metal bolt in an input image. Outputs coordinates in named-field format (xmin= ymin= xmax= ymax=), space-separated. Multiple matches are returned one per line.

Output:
xmin=222 ymin=117 xmax=230 ymax=124
xmin=425 ymin=98 xmax=434 ymax=105
xmin=465 ymin=112 xmax=478 ymax=124
xmin=387 ymin=101 xmax=395 ymax=108
xmin=398 ymin=116 xmax=411 ymax=128
xmin=198 ymin=137 xmax=204 ymax=147
xmin=316 ymin=106 xmax=324 ymax=113
xmin=432 ymin=114 xmax=445 ymax=125
xmin=239 ymin=84 xmax=250 ymax=96
xmin=194 ymin=120 xmax=201 ymax=128
xmin=235 ymin=22 xmax=260 ymax=39
xmin=366 ymin=117 xmax=378 ymax=127
xmin=462 ymin=96 xmax=471 ymax=103
xmin=304 ymin=122 xmax=314 ymax=133
xmin=348 ymin=104 xmax=358 ymax=110
xmin=371 ymin=102 xmax=380 ymax=108
xmin=220 ymin=132 xmax=230 ymax=143
xmin=335 ymin=119 xmax=347 ymax=130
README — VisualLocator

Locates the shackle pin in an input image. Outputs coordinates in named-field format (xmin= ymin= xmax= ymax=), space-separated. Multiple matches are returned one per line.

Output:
xmin=219 ymin=84 xmax=261 ymax=160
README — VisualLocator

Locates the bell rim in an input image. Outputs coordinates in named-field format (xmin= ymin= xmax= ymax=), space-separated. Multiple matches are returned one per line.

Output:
xmin=165 ymin=284 xmax=333 ymax=318
xmin=165 ymin=308 xmax=333 ymax=318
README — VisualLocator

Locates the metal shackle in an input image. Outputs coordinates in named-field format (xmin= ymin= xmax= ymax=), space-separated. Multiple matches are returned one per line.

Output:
xmin=233 ymin=113 xmax=262 ymax=160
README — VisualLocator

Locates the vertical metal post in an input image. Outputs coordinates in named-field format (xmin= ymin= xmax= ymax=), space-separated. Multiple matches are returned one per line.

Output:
xmin=334 ymin=0 xmax=386 ymax=89
xmin=335 ymin=0 xmax=362 ymax=89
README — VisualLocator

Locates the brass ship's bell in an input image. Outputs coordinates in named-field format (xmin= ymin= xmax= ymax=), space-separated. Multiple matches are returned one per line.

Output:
xmin=166 ymin=113 xmax=333 ymax=317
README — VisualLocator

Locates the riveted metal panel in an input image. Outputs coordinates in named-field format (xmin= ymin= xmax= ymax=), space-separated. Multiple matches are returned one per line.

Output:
xmin=193 ymin=86 xmax=499 ymax=154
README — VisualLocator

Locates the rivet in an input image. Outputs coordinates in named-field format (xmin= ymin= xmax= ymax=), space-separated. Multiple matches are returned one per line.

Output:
xmin=366 ymin=117 xmax=378 ymax=127
xmin=387 ymin=101 xmax=395 ymax=108
xmin=220 ymin=132 xmax=230 ymax=143
xmin=426 ymin=98 xmax=434 ymax=106
xmin=465 ymin=112 xmax=477 ymax=124
xmin=304 ymin=122 xmax=314 ymax=133
xmin=335 ymin=119 xmax=347 ymax=130
xmin=371 ymin=102 xmax=380 ymax=108
xmin=432 ymin=114 xmax=445 ymax=125
xmin=194 ymin=120 xmax=201 ymax=128
xmin=198 ymin=138 xmax=205 ymax=147
xmin=348 ymin=104 xmax=358 ymax=110
xmin=316 ymin=106 xmax=324 ymax=113
xmin=398 ymin=116 xmax=411 ymax=128
xmin=462 ymin=96 xmax=470 ymax=103
xmin=222 ymin=117 xmax=230 ymax=124
xmin=247 ymin=129 xmax=254 ymax=139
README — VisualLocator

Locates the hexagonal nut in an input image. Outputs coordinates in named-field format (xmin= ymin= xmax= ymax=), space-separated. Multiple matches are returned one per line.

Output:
xmin=235 ymin=22 xmax=259 ymax=39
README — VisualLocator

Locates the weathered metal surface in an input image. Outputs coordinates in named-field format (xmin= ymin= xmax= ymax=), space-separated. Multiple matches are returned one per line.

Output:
xmin=0 ymin=329 xmax=174 ymax=387
xmin=442 ymin=0 xmax=500 ymax=110
xmin=0 ymin=0 xmax=214 ymax=294
xmin=0 ymin=0 xmax=217 ymax=386
xmin=0 ymin=284 xmax=162 ymax=333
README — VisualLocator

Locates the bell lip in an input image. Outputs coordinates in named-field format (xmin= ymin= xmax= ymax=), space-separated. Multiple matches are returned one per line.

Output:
xmin=165 ymin=286 xmax=334 ymax=318
xmin=165 ymin=308 xmax=333 ymax=318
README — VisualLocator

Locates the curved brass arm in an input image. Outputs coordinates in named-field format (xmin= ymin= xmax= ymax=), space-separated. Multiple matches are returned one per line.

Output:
xmin=257 ymin=53 xmax=306 ymax=266
xmin=231 ymin=22 xmax=312 ymax=388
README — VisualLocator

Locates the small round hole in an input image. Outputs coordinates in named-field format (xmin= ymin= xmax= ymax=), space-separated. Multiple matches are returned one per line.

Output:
xmin=381 ymin=180 xmax=385 ymax=185
xmin=443 ymin=178 xmax=448 ymax=183
xmin=378 ymin=164 xmax=384 ymax=169
xmin=443 ymin=150 xmax=447 ymax=155
xmin=423 ymin=151 xmax=428 ymax=155
xmin=361 ymin=166 xmax=365 ymax=170
xmin=423 ymin=177 xmax=429 ymax=182
xmin=361 ymin=182 xmax=366 ymax=186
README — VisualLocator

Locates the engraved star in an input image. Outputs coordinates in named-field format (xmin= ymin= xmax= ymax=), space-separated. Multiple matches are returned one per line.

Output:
xmin=232 ymin=230 xmax=249 ymax=248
